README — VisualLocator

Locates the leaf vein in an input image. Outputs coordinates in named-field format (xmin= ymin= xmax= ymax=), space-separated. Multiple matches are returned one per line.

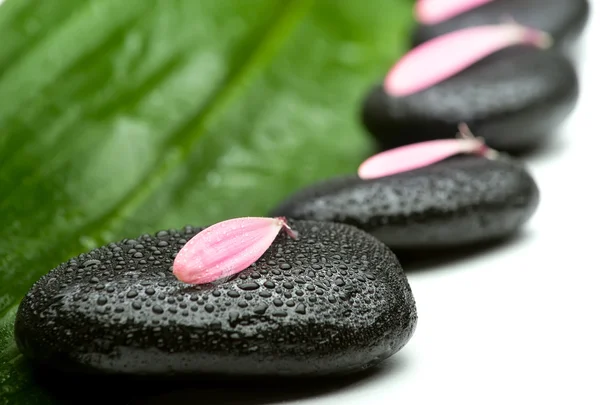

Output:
xmin=80 ymin=0 xmax=314 ymax=246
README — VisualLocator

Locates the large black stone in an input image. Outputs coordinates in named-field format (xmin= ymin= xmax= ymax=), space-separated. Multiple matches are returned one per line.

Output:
xmin=412 ymin=0 xmax=590 ymax=52
xmin=15 ymin=220 xmax=417 ymax=377
xmin=270 ymin=156 xmax=539 ymax=250
xmin=362 ymin=46 xmax=578 ymax=153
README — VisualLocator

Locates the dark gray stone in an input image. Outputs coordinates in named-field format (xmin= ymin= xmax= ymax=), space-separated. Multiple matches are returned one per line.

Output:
xmin=362 ymin=46 xmax=578 ymax=153
xmin=270 ymin=156 xmax=539 ymax=249
xmin=15 ymin=220 xmax=417 ymax=377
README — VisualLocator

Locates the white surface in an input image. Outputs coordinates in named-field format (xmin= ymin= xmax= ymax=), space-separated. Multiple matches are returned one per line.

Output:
xmin=282 ymin=5 xmax=600 ymax=405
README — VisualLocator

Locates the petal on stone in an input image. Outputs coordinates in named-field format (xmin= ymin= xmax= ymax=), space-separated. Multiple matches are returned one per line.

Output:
xmin=384 ymin=23 xmax=553 ymax=97
xmin=358 ymin=137 xmax=485 ymax=180
xmin=173 ymin=217 xmax=295 ymax=284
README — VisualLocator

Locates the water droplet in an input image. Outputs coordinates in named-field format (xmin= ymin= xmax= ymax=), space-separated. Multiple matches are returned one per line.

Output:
xmin=228 ymin=311 xmax=240 ymax=325
xmin=253 ymin=303 xmax=268 ymax=315
xmin=272 ymin=310 xmax=287 ymax=317
xmin=238 ymin=282 xmax=259 ymax=291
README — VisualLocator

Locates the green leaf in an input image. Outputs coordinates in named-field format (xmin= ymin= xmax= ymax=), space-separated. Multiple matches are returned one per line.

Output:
xmin=0 ymin=0 xmax=414 ymax=402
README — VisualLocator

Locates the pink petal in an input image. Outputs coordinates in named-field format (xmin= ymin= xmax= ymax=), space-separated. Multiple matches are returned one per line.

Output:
xmin=415 ymin=0 xmax=494 ymax=25
xmin=358 ymin=126 xmax=491 ymax=180
xmin=173 ymin=217 xmax=297 ymax=285
xmin=384 ymin=23 xmax=553 ymax=97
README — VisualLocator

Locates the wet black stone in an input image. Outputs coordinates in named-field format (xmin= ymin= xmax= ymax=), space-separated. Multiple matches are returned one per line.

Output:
xmin=15 ymin=221 xmax=416 ymax=377
xmin=270 ymin=156 xmax=539 ymax=250
xmin=362 ymin=46 xmax=578 ymax=153
xmin=412 ymin=0 xmax=590 ymax=52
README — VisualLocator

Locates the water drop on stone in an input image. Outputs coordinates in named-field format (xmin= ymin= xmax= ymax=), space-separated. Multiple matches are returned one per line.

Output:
xmin=238 ymin=282 xmax=259 ymax=291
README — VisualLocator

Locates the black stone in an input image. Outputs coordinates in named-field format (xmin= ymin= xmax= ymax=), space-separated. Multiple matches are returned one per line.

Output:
xmin=270 ymin=156 xmax=539 ymax=250
xmin=15 ymin=220 xmax=416 ymax=377
xmin=412 ymin=0 xmax=590 ymax=52
xmin=362 ymin=46 xmax=578 ymax=153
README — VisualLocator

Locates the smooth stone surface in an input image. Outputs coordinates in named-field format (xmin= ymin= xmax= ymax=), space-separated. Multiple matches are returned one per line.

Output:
xmin=363 ymin=46 xmax=578 ymax=153
xmin=270 ymin=156 xmax=539 ymax=250
xmin=15 ymin=220 xmax=417 ymax=377
xmin=412 ymin=0 xmax=590 ymax=52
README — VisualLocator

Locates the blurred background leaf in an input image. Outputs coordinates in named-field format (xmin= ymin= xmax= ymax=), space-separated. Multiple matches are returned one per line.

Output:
xmin=0 ymin=0 xmax=414 ymax=402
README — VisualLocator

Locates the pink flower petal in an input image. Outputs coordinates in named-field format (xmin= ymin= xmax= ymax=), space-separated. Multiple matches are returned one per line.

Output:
xmin=415 ymin=0 xmax=495 ymax=25
xmin=384 ymin=23 xmax=553 ymax=97
xmin=173 ymin=217 xmax=297 ymax=285
xmin=358 ymin=124 xmax=494 ymax=180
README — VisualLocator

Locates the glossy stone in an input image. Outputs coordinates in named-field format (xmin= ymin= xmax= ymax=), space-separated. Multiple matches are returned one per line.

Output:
xmin=412 ymin=0 xmax=590 ymax=52
xmin=15 ymin=221 xmax=417 ymax=377
xmin=362 ymin=46 xmax=578 ymax=153
xmin=270 ymin=156 xmax=539 ymax=250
